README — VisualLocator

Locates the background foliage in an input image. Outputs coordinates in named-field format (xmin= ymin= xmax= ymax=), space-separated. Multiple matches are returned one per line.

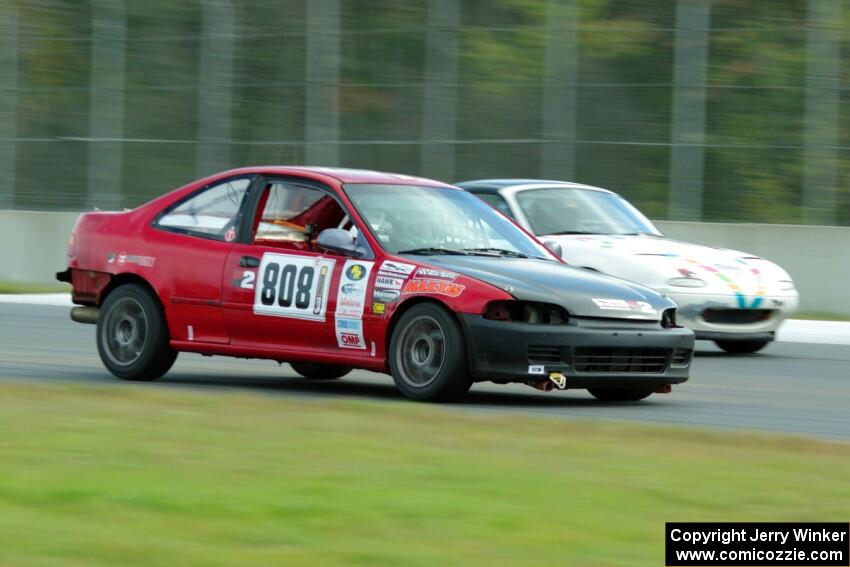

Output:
xmin=5 ymin=0 xmax=849 ymax=225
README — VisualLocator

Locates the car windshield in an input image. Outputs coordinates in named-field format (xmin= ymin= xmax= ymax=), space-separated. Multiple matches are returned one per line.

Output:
xmin=343 ymin=184 xmax=553 ymax=259
xmin=515 ymin=187 xmax=662 ymax=236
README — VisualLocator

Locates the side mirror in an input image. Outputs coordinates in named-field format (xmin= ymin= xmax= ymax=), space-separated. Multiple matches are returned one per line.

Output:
xmin=542 ymin=239 xmax=563 ymax=259
xmin=316 ymin=228 xmax=364 ymax=257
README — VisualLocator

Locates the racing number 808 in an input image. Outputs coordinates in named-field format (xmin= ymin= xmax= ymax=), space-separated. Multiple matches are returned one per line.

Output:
xmin=261 ymin=263 xmax=314 ymax=309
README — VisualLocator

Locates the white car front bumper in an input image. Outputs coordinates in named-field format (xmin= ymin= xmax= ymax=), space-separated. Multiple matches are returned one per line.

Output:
xmin=664 ymin=290 xmax=799 ymax=341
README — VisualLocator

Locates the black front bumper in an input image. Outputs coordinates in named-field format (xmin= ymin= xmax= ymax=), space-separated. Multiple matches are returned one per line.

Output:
xmin=694 ymin=330 xmax=775 ymax=342
xmin=458 ymin=314 xmax=695 ymax=388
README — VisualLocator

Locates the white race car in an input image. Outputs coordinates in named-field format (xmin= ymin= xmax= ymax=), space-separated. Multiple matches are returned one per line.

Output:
xmin=459 ymin=179 xmax=799 ymax=353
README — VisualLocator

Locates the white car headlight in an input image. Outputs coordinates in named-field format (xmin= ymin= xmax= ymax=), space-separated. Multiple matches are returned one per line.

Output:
xmin=778 ymin=280 xmax=795 ymax=291
xmin=667 ymin=277 xmax=707 ymax=288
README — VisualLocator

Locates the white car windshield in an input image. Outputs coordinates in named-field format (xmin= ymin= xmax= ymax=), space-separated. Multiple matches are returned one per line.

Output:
xmin=344 ymin=184 xmax=553 ymax=259
xmin=516 ymin=187 xmax=662 ymax=236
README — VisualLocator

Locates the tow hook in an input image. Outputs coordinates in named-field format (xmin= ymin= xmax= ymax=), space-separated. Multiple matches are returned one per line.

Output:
xmin=548 ymin=371 xmax=567 ymax=390
xmin=654 ymin=384 xmax=672 ymax=394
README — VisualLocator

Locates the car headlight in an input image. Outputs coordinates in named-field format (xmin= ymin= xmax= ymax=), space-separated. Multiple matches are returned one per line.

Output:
xmin=667 ymin=277 xmax=707 ymax=288
xmin=778 ymin=280 xmax=795 ymax=291
xmin=483 ymin=300 xmax=569 ymax=324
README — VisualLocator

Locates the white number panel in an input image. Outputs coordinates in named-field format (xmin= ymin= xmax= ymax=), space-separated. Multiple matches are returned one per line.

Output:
xmin=253 ymin=253 xmax=336 ymax=321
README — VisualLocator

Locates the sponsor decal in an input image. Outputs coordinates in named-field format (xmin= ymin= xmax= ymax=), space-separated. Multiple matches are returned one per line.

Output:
xmin=592 ymin=298 xmax=657 ymax=314
xmin=372 ymin=302 xmax=386 ymax=315
xmin=224 ymin=227 xmax=236 ymax=242
xmin=373 ymin=289 xmax=400 ymax=303
xmin=528 ymin=365 xmax=545 ymax=375
xmin=115 ymin=252 xmax=156 ymax=267
xmin=415 ymin=267 xmax=457 ymax=280
xmin=338 ymin=333 xmax=363 ymax=348
xmin=379 ymin=260 xmax=416 ymax=276
xmin=627 ymin=300 xmax=656 ymax=314
xmin=336 ymin=318 xmax=362 ymax=331
xmin=334 ymin=259 xmax=374 ymax=349
xmin=340 ymin=283 xmax=361 ymax=295
xmin=402 ymin=279 xmax=465 ymax=298
xmin=345 ymin=263 xmax=367 ymax=281
xmin=375 ymin=275 xmax=404 ymax=290
xmin=106 ymin=253 xmax=116 ymax=264
xmin=592 ymin=298 xmax=630 ymax=310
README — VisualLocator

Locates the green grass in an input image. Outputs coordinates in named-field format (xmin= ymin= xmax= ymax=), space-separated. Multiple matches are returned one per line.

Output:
xmin=0 ymin=281 xmax=69 ymax=294
xmin=0 ymin=383 xmax=847 ymax=566
xmin=792 ymin=310 xmax=850 ymax=322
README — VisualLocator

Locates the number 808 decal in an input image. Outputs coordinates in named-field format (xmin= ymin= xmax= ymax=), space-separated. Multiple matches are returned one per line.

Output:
xmin=253 ymin=253 xmax=336 ymax=321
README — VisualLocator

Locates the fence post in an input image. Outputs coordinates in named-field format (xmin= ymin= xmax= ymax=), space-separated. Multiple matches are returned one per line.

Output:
xmin=802 ymin=0 xmax=841 ymax=226
xmin=87 ymin=0 xmax=126 ymax=210
xmin=305 ymin=0 xmax=340 ymax=166
xmin=197 ymin=0 xmax=235 ymax=178
xmin=541 ymin=0 xmax=578 ymax=180
xmin=0 ymin=2 xmax=18 ymax=209
xmin=668 ymin=0 xmax=710 ymax=221
xmin=421 ymin=0 xmax=460 ymax=181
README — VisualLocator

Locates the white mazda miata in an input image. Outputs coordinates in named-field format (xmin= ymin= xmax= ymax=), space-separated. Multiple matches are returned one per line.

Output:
xmin=459 ymin=179 xmax=799 ymax=353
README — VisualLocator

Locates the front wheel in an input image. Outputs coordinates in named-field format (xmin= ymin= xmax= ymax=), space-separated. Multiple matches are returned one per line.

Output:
xmin=588 ymin=387 xmax=655 ymax=402
xmin=389 ymin=303 xmax=471 ymax=402
xmin=290 ymin=362 xmax=351 ymax=380
xmin=97 ymin=284 xmax=177 ymax=381
xmin=714 ymin=339 xmax=770 ymax=354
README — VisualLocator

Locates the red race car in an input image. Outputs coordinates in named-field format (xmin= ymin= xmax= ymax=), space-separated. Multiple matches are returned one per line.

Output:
xmin=58 ymin=167 xmax=694 ymax=402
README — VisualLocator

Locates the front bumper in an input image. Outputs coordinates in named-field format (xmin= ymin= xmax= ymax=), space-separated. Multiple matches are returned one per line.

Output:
xmin=458 ymin=314 xmax=694 ymax=388
xmin=666 ymin=291 xmax=799 ymax=341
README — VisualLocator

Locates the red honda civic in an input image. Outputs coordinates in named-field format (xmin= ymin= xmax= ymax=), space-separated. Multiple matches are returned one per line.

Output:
xmin=58 ymin=167 xmax=693 ymax=402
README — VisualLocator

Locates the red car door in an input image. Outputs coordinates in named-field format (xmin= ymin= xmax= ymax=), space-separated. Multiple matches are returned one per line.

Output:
xmin=220 ymin=177 xmax=377 ymax=356
xmin=151 ymin=175 xmax=254 ymax=344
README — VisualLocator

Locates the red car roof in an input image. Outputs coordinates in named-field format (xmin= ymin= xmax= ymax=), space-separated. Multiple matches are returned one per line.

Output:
xmin=214 ymin=166 xmax=457 ymax=188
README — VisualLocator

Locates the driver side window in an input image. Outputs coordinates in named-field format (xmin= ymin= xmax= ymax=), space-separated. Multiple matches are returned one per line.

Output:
xmin=156 ymin=177 xmax=251 ymax=240
xmin=252 ymin=181 xmax=348 ymax=252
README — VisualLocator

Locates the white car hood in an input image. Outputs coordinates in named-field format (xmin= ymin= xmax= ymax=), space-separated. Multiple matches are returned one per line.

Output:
xmin=545 ymin=234 xmax=794 ymax=306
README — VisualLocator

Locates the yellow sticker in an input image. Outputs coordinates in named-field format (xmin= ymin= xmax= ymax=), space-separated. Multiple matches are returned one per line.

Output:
xmin=372 ymin=302 xmax=386 ymax=314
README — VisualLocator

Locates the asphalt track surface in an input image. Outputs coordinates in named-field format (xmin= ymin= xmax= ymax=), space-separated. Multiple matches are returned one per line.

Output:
xmin=2 ymin=303 xmax=848 ymax=441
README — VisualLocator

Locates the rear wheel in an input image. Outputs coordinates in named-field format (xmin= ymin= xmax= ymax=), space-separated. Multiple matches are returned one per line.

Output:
xmin=588 ymin=386 xmax=655 ymax=402
xmin=714 ymin=339 xmax=770 ymax=354
xmin=290 ymin=362 xmax=351 ymax=380
xmin=389 ymin=303 xmax=471 ymax=402
xmin=97 ymin=284 xmax=176 ymax=381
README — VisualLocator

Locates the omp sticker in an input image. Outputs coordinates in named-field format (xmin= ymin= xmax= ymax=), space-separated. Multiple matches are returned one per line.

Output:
xmin=254 ymin=253 xmax=336 ymax=321
xmin=415 ymin=267 xmax=457 ymax=280
xmin=372 ymin=302 xmax=386 ymax=314
xmin=375 ymin=275 xmax=404 ymax=290
xmin=373 ymin=289 xmax=400 ymax=303
xmin=592 ymin=298 xmax=631 ymax=311
xmin=379 ymin=260 xmax=416 ymax=276
xmin=402 ymin=279 xmax=465 ymax=298
xmin=334 ymin=259 xmax=374 ymax=349
xmin=528 ymin=365 xmax=545 ymax=375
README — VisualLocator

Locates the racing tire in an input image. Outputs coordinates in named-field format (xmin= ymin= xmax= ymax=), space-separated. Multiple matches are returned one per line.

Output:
xmin=587 ymin=387 xmax=655 ymax=402
xmin=714 ymin=339 xmax=770 ymax=354
xmin=97 ymin=284 xmax=177 ymax=381
xmin=290 ymin=362 xmax=351 ymax=380
xmin=389 ymin=303 xmax=472 ymax=402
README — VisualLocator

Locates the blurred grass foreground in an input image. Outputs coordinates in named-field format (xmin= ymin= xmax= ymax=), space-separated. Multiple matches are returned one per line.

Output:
xmin=0 ymin=382 xmax=848 ymax=566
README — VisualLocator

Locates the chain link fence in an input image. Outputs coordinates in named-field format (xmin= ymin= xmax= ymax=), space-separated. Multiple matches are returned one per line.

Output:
xmin=0 ymin=0 xmax=847 ymax=226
